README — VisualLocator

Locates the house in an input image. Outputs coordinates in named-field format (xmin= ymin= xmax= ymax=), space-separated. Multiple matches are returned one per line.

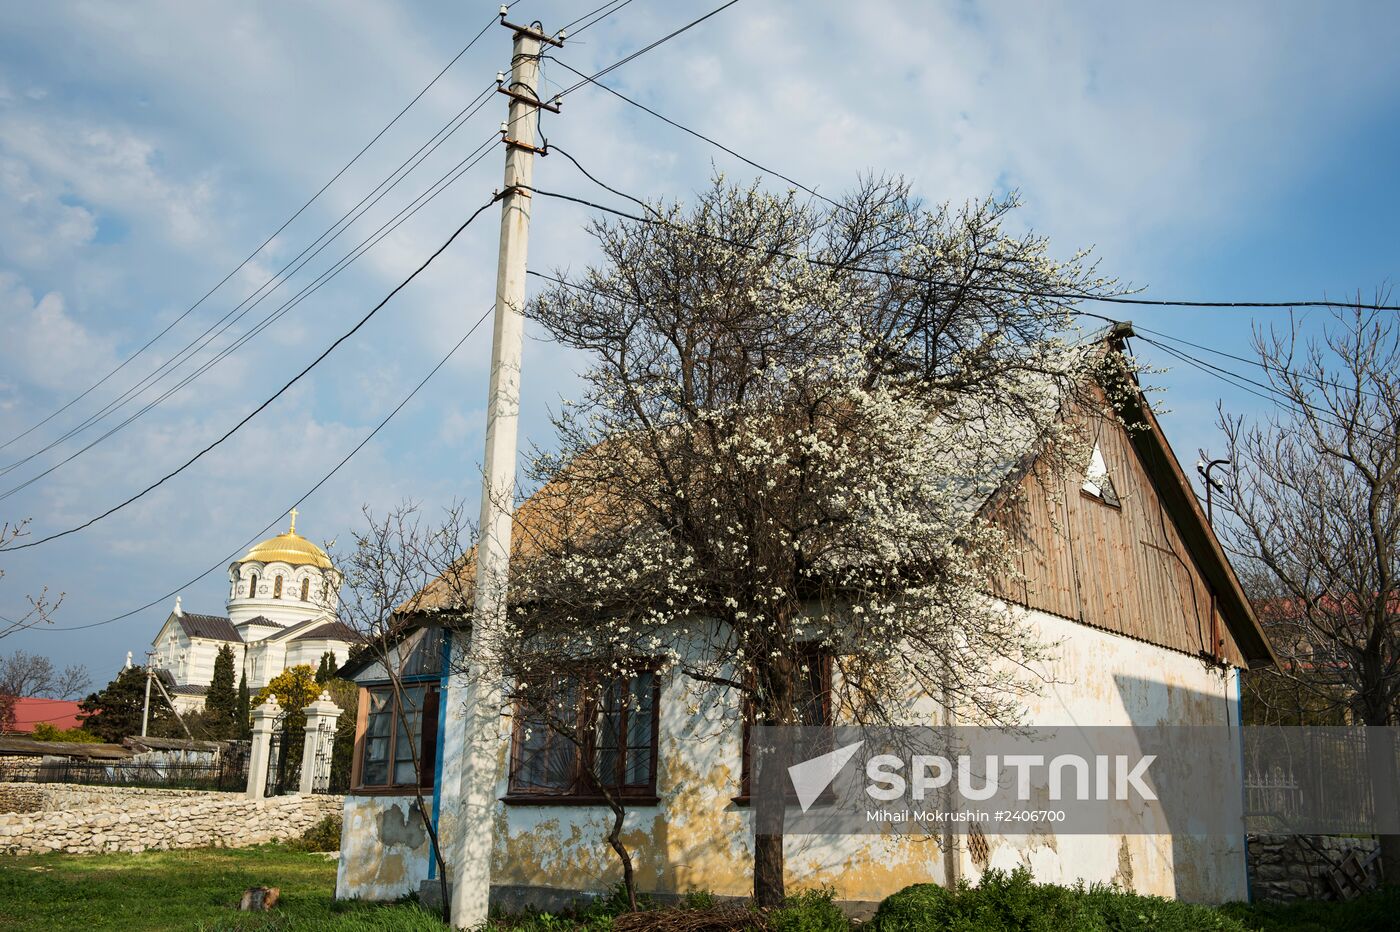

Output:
xmin=333 ymin=330 xmax=1274 ymax=911
xmin=149 ymin=514 xmax=360 ymax=714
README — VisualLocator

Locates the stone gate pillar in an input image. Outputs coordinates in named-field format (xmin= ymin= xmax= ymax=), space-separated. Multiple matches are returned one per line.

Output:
xmin=245 ymin=698 xmax=281 ymax=800
xmin=298 ymin=691 xmax=344 ymax=795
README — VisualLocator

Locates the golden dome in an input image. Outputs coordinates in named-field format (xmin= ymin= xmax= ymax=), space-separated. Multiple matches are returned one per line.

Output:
xmin=238 ymin=512 xmax=333 ymax=569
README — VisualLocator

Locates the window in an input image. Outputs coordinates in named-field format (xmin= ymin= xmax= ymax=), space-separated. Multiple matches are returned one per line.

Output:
xmin=507 ymin=669 xmax=659 ymax=802
xmin=355 ymin=683 xmax=439 ymax=791
xmin=248 ymin=573 xmax=259 ymax=598
xmin=273 ymin=575 xmax=283 ymax=599
xmin=300 ymin=578 xmax=310 ymax=602
xmin=1081 ymin=442 xmax=1120 ymax=507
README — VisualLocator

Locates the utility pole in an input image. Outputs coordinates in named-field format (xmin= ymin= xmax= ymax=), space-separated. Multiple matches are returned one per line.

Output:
xmin=140 ymin=655 xmax=153 ymax=737
xmin=446 ymin=10 xmax=561 ymax=929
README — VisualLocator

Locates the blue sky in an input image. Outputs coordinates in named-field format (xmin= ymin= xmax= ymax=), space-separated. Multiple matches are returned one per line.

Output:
xmin=1 ymin=1 xmax=1397 ymax=683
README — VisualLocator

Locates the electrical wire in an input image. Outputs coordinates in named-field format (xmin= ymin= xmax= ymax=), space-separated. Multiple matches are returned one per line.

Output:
xmin=560 ymin=0 xmax=641 ymax=36
xmin=0 ymin=6 xmax=514 ymax=455
xmin=1 ymin=194 xmax=502 ymax=554
xmin=35 ymin=305 xmax=494 ymax=633
xmin=1136 ymin=336 xmax=1395 ymax=446
xmin=556 ymin=0 xmax=743 ymax=98
xmin=0 ymin=131 xmax=504 ymax=504
xmin=527 ymin=176 xmax=1400 ymax=312
xmin=547 ymin=58 xmax=841 ymax=209
xmin=0 ymin=84 xmax=501 ymax=484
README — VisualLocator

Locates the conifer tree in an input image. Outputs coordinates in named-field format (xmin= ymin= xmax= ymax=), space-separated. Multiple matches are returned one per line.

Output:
xmin=203 ymin=644 xmax=238 ymax=736
xmin=235 ymin=668 xmax=251 ymax=740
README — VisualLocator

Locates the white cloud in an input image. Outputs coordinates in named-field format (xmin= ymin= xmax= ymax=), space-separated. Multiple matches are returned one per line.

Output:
xmin=0 ymin=273 xmax=118 ymax=396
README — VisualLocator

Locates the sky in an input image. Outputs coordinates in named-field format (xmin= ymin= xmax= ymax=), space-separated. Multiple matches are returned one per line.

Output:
xmin=1 ymin=0 xmax=1397 ymax=685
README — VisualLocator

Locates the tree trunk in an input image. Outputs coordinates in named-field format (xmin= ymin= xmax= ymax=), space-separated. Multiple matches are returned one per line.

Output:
xmin=751 ymin=648 xmax=794 ymax=908
xmin=753 ymin=832 xmax=785 ymax=907
xmin=606 ymin=798 xmax=638 ymax=910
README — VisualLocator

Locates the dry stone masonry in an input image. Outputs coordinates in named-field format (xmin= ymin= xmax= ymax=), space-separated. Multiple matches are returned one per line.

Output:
xmin=0 ymin=782 xmax=342 ymax=856
xmin=1247 ymin=833 xmax=1381 ymax=902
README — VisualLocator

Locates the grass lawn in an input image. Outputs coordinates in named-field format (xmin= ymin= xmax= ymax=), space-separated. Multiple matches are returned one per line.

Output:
xmin=0 ymin=846 xmax=449 ymax=931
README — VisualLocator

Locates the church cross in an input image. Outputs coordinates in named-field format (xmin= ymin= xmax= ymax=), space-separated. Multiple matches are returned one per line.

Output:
xmin=289 ymin=508 xmax=298 ymax=534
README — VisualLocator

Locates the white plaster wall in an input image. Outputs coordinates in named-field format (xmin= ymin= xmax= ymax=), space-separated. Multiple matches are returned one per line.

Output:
xmin=348 ymin=608 xmax=1247 ymax=906
xmin=336 ymin=794 xmax=436 ymax=902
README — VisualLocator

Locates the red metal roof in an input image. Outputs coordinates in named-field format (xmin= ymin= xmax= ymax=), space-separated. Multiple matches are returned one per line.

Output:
xmin=7 ymin=697 xmax=84 ymax=733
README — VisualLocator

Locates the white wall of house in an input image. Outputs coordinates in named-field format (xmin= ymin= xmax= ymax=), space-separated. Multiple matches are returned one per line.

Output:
xmin=343 ymin=606 xmax=1246 ymax=908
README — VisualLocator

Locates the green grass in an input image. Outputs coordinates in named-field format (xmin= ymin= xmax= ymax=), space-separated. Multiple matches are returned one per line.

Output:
xmin=0 ymin=846 xmax=449 ymax=931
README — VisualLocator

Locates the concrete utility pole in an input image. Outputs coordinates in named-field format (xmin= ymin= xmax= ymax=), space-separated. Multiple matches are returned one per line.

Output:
xmin=140 ymin=650 xmax=155 ymax=737
xmin=446 ymin=11 xmax=561 ymax=929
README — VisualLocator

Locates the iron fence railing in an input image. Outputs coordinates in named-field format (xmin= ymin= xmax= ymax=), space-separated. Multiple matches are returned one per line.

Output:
xmin=0 ymin=758 xmax=249 ymax=792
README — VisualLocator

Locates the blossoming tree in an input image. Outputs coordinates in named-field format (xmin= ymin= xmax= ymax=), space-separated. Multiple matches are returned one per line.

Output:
xmin=469 ymin=176 xmax=1122 ymax=906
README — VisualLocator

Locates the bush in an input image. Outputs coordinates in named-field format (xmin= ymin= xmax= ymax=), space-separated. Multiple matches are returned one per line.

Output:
xmin=1217 ymin=885 xmax=1400 ymax=932
xmin=30 ymin=722 xmax=101 ymax=743
xmin=769 ymin=888 xmax=848 ymax=932
xmin=284 ymin=814 xmax=343 ymax=852
xmin=870 ymin=868 xmax=1249 ymax=932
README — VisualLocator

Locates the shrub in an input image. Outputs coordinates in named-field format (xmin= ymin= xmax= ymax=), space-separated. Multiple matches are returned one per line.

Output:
xmin=30 ymin=722 xmax=101 ymax=743
xmin=284 ymin=814 xmax=343 ymax=852
xmin=769 ymin=888 xmax=849 ymax=932
xmin=678 ymin=890 xmax=720 ymax=911
xmin=871 ymin=868 xmax=1249 ymax=932
xmin=1217 ymin=885 xmax=1400 ymax=932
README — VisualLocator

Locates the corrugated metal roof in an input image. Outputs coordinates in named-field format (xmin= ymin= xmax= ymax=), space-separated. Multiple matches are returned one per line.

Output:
xmin=177 ymin=613 xmax=241 ymax=642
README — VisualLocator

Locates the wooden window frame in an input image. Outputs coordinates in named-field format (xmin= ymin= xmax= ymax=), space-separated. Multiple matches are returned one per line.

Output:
xmin=502 ymin=668 xmax=661 ymax=806
xmin=350 ymin=681 xmax=440 ymax=795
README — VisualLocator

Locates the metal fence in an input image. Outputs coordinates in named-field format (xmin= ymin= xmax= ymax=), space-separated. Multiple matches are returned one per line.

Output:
xmin=0 ymin=757 xmax=249 ymax=792
xmin=1244 ymin=728 xmax=1397 ymax=834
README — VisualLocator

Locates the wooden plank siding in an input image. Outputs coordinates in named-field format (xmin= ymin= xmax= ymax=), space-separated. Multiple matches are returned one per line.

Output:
xmin=992 ymin=412 xmax=1245 ymax=668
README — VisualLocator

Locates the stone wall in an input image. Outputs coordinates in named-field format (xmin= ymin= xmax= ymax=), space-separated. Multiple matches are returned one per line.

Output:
xmin=1248 ymin=833 xmax=1380 ymax=902
xmin=0 ymin=782 xmax=343 ymax=856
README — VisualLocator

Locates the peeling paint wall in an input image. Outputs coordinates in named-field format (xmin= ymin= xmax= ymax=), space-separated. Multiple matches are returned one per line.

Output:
xmin=336 ymin=794 xmax=434 ymax=902
xmin=342 ymin=607 xmax=1247 ymax=907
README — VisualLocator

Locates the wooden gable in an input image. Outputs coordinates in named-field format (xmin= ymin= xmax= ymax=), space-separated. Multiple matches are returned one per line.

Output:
xmin=991 ymin=390 xmax=1270 ymax=669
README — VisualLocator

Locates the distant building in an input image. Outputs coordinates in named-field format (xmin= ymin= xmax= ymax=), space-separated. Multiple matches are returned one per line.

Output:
xmin=3 ymin=697 xmax=83 ymax=734
xmin=149 ymin=513 xmax=360 ymax=714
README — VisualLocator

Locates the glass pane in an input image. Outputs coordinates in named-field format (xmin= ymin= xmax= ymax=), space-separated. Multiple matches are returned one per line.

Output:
xmin=392 ymin=687 xmax=426 ymax=785
xmin=624 ymin=672 xmax=655 ymax=786
xmin=361 ymin=688 xmax=392 ymax=786
xmin=515 ymin=675 xmax=578 ymax=793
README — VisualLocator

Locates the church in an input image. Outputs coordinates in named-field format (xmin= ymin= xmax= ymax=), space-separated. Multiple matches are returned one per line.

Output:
xmin=149 ymin=512 xmax=361 ymax=714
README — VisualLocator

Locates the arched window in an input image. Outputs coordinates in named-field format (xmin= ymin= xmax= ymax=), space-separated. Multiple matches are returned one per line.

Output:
xmin=300 ymin=578 xmax=310 ymax=602
xmin=274 ymin=575 xmax=283 ymax=599
xmin=248 ymin=573 xmax=259 ymax=598
xmin=320 ymin=577 xmax=329 ymax=602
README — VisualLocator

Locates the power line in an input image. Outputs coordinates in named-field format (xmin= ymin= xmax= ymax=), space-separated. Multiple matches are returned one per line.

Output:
xmin=1136 ymin=335 xmax=1394 ymax=445
xmin=1113 ymin=319 xmax=1390 ymax=404
xmin=556 ymin=0 xmax=743 ymax=98
xmin=547 ymin=58 xmax=841 ymax=209
xmin=0 ymin=132 xmax=504 ymax=504
xmin=526 ymin=173 xmax=1400 ymax=312
xmin=1 ymin=194 xmax=501 ymax=554
xmin=0 ymin=7 xmax=512 ymax=456
xmin=561 ymin=0 xmax=642 ymax=35
xmin=1 ymin=85 xmax=501 ymax=484
xmin=36 ymin=306 xmax=494 ymax=633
